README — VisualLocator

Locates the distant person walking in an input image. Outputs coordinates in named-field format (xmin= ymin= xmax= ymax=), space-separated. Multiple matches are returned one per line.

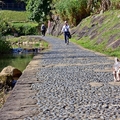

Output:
xmin=41 ymin=23 xmax=46 ymax=36
xmin=61 ymin=21 xmax=71 ymax=45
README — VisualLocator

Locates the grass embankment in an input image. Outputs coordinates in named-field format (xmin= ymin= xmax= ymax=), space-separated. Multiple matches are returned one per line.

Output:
xmin=0 ymin=10 xmax=38 ymax=35
xmin=70 ymin=10 xmax=120 ymax=58
xmin=0 ymin=10 xmax=29 ymax=22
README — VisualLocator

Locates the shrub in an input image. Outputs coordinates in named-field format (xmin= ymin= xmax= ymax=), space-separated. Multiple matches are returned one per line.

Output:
xmin=0 ymin=10 xmax=39 ymax=36
xmin=111 ymin=0 xmax=120 ymax=9
xmin=11 ymin=22 xmax=39 ymax=35
xmin=55 ymin=0 xmax=89 ymax=26
xmin=0 ymin=34 xmax=12 ymax=54
xmin=0 ymin=18 xmax=11 ymax=36
xmin=0 ymin=18 xmax=12 ymax=54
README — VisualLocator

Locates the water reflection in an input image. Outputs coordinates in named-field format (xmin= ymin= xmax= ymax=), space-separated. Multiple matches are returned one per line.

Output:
xmin=12 ymin=48 xmax=39 ymax=54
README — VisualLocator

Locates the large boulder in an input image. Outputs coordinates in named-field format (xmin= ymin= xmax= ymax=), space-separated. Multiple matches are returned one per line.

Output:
xmin=1 ymin=66 xmax=22 ymax=78
xmin=0 ymin=66 xmax=22 ymax=89
xmin=0 ymin=74 xmax=13 ymax=90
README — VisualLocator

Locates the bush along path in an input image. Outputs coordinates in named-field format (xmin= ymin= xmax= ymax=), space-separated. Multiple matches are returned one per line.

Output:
xmin=0 ymin=35 xmax=120 ymax=120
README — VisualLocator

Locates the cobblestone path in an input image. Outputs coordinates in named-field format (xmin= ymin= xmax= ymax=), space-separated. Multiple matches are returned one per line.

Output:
xmin=0 ymin=36 xmax=120 ymax=120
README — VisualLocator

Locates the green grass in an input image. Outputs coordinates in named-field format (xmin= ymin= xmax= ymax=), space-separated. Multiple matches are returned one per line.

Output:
xmin=42 ymin=41 xmax=49 ymax=48
xmin=0 ymin=10 xmax=38 ymax=30
xmin=70 ymin=37 xmax=120 ymax=58
xmin=7 ymin=36 xmax=49 ymax=49
xmin=0 ymin=10 xmax=30 ymax=22
xmin=34 ymin=43 xmax=40 ymax=47
xmin=12 ymin=22 xmax=38 ymax=27
xmin=111 ymin=0 xmax=120 ymax=4
xmin=0 ymin=10 xmax=38 ymax=36
xmin=69 ymin=9 xmax=120 ymax=59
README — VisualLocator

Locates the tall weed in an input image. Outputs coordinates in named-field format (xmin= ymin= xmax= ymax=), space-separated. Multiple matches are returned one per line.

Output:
xmin=55 ymin=0 xmax=88 ymax=26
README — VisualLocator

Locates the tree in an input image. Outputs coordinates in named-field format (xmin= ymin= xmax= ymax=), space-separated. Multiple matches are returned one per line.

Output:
xmin=55 ymin=0 xmax=88 ymax=26
xmin=26 ymin=0 xmax=52 ymax=23
xmin=0 ymin=19 xmax=11 ymax=54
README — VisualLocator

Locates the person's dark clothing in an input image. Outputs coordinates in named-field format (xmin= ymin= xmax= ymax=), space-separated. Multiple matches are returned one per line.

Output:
xmin=64 ymin=32 xmax=69 ymax=44
xmin=62 ymin=23 xmax=70 ymax=44
xmin=41 ymin=24 xmax=46 ymax=36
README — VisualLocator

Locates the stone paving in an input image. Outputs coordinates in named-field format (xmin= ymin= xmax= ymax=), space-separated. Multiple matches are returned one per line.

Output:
xmin=0 ymin=36 xmax=120 ymax=120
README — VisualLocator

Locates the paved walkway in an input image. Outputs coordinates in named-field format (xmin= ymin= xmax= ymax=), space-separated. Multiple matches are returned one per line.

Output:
xmin=0 ymin=36 xmax=120 ymax=120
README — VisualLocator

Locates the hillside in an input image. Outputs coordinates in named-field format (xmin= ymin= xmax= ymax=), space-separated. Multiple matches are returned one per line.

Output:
xmin=0 ymin=10 xmax=29 ymax=22
xmin=71 ymin=10 xmax=120 ymax=57
xmin=0 ymin=9 xmax=120 ymax=57
xmin=50 ymin=10 xmax=120 ymax=57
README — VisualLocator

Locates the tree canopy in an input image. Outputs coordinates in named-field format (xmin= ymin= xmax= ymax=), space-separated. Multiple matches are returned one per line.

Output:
xmin=21 ymin=0 xmax=118 ymax=25
xmin=55 ymin=0 xmax=88 ymax=26
xmin=26 ymin=0 xmax=52 ymax=23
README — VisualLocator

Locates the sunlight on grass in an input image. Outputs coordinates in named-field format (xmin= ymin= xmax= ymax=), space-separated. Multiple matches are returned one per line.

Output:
xmin=69 ymin=9 xmax=120 ymax=59
xmin=0 ymin=10 xmax=30 ymax=22
xmin=70 ymin=36 xmax=120 ymax=58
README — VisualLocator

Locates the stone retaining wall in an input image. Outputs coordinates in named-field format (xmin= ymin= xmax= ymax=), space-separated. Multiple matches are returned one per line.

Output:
xmin=0 ymin=53 xmax=42 ymax=119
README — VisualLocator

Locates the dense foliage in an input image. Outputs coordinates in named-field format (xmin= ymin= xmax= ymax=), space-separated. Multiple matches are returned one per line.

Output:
xmin=11 ymin=22 xmax=39 ymax=35
xmin=55 ymin=0 xmax=89 ymax=26
xmin=0 ymin=11 xmax=39 ymax=36
xmin=0 ymin=18 xmax=11 ymax=54
xmin=54 ymin=0 xmax=112 ymax=25
xmin=18 ymin=0 xmax=120 ymax=25
xmin=0 ymin=18 xmax=10 ymax=36
xmin=26 ymin=0 xmax=52 ymax=23
xmin=0 ymin=34 xmax=11 ymax=54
